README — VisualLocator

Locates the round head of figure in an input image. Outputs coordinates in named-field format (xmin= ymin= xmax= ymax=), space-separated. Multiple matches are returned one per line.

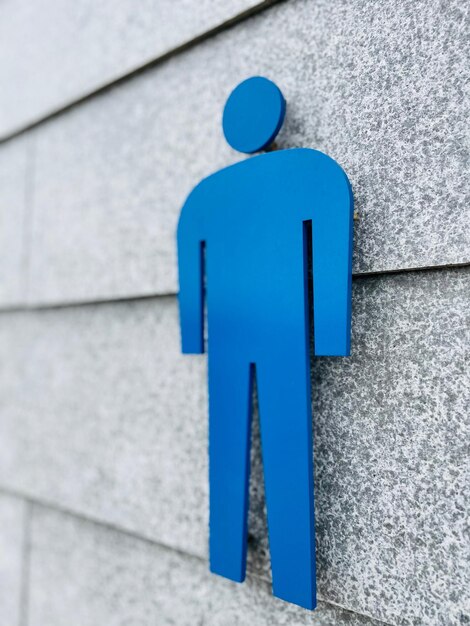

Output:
xmin=222 ymin=76 xmax=286 ymax=154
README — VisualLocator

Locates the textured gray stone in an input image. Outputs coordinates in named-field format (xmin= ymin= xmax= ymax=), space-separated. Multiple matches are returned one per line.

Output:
xmin=0 ymin=297 xmax=208 ymax=558
xmin=0 ymin=267 xmax=468 ymax=624
xmin=321 ymin=269 xmax=469 ymax=626
xmin=27 ymin=0 xmax=470 ymax=305
xmin=0 ymin=494 xmax=26 ymax=626
xmin=0 ymin=0 xmax=269 ymax=138
xmin=0 ymin=138 xmax=29 ymax=306
xmin=29 ymin=506 xmax=381 ymax=626
xmin=251 ymin=268 xmax=470 ymax=625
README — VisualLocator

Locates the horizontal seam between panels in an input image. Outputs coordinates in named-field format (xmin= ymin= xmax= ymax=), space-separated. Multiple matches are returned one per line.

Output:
xmin=0 ymin=261 xmax=467 ymax=315
xmin=0 ymin=0 xmax=285 ymax=145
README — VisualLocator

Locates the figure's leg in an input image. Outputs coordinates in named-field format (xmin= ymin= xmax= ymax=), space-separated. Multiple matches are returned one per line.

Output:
xmin=256 ymin=342 xmax=316 ymax=610
xmin=208 ymin=348 xmax=253 ymax=582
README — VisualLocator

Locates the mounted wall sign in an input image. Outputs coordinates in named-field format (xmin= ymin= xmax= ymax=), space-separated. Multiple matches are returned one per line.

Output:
xmin=177 ymin=76 xmax=353 ymax=610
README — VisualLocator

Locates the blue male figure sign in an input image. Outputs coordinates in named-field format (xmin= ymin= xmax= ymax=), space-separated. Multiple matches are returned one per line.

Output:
xmin=177 ymin=77 xmax=353 ymax=610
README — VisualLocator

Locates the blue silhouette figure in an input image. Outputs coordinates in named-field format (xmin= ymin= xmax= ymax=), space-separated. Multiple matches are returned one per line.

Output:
xmin=177 ymin=77 xmax=353 ymax=610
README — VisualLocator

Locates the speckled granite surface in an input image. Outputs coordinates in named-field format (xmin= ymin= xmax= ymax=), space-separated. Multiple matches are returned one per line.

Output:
xmin=249 ymin=268 xmax=470 ymax=625
xmin=0 ymin=267 xmax=468 ymax=624
xmin=29 ymin=506 xmax=383 ymax=626
xmin=21 ymin=0 xmax=469 ymax=305
xmin=0 ymin=298 xmax=209 ymax=558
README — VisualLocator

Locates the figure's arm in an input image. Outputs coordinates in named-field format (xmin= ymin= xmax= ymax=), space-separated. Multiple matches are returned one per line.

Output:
xmin=307 ymin=152 xmax=354 ymax=356
xmin=177 ymin=183 xmax=206 ymax=354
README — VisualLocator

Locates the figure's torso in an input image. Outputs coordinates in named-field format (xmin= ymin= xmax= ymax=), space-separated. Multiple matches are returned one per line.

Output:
xmin=200 ymin=148 xmax=330 ymax=357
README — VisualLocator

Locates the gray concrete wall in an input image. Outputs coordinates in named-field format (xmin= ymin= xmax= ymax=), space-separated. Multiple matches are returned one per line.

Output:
xmin=0 ymin=1 xmax=468 ymax=624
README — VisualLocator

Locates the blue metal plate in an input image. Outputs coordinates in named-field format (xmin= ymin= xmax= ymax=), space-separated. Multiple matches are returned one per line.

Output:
xmin=177 ymin=77 xmax=353 ymax=610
